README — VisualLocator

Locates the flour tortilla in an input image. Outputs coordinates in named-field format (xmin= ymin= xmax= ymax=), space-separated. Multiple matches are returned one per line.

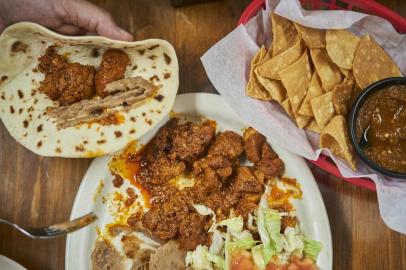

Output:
xmin=0 ymin=22 xmax=179 ymax=157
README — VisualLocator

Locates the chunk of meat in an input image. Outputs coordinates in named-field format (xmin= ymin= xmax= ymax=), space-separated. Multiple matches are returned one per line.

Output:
xmin=243 ymin=127 xmax=266 ymax=163
xmin=232 ymin=167 xmax=264 ymax=193
xmin=178 ymin=212 xmax=209 ymax=250
xmin=141 ymin=190 xmax=190 ymax=240
xmin=38 ymin=46 xmax=67 ymax=74
xmin=209 ymin=131 xmax=244 ymax=159
xmin=192 ymin=154 xmax=233 ymax=178
xmin=149 ymin=240 xmax=187 ymax=270
xmin=194 ymin=167 xmax=221 ymax=194
xmin=256 ymin=158 xmax=285 ymax=178
xmin=138 ymin=156 xmax=186 ymax=187
xmin=170 ymin=121 xmax=215 ymax=163
xmin=235 ymin=194 xmax=261 ymax=219
xmin=38 ymin=47 xmax=96 ymax=105
xmin=91 ymin=239 xmax=123 ymax=270
xmin=95 ymin=49 xmax=130 ymax=97
xmin=261 ymin=142 xmax=278 ymax=160
xmin=54 ymin=63 xmax=96 ymax=105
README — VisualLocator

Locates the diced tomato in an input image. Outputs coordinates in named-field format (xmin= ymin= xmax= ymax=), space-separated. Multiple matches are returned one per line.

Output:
xmin=265 ymin=256 xmax=318 ymax=270
xmin=231 ymin=251 xmax=257 ymax=270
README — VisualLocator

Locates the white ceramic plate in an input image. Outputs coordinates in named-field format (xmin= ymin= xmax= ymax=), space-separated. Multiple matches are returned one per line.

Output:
xmin=0 ymin=255 xmax=26 ymax=270
xmin=65 ymin=93 xmax=332 ymax=270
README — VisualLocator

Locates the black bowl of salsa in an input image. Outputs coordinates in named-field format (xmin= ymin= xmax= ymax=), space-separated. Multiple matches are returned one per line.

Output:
xmin=349 ymin=77 xmax=406 ymax=179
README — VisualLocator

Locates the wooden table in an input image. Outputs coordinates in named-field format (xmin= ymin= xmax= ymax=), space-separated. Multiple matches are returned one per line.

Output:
xmin=0 ymin=0 xmax=405 ymax=269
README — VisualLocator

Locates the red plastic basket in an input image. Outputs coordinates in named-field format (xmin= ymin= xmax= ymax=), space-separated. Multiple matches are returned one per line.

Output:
xmin=238 ymin=0 xmax=406 ymax=191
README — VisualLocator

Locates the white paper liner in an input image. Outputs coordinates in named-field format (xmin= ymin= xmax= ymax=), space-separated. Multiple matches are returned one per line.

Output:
xmin=201 ymin=0 xmax=406 ymax=234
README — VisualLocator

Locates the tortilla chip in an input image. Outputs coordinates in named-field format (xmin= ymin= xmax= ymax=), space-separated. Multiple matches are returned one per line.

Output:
xmin=326 ymin=29 xmax=361 ymax=69
xmin=255 ymin=71 xmax=286 ymax=103
xmin=257 ymin=39 xmax=304 ymax=80
xmin=298 ymin=72 xmax=323 ymax=116
xmin=339 ymin=68 xmax=353 ymax=79
xmin=281 ymin=99 xmax=310 ymax=128
xmin=333 ymin=78 xmax=354 ymax=115
xmin=306 ymin=119 xmax=321 ymax=133
xmin=320 ymin=115 xmax=357 ymax=170
xmin=294 ymin=23 xmax=325 ymax=48
xmin=279 ymin=50 xmax=312 ymax=113
xmin=293 ymin=109 xmax=312 ymax=128
xmin=246 ymin=47 xmax=272 ymax=100
xmin=353 ymin=35 xmax=402 ymax=89
xmin=310 ymin=48 xmax=343 ymax=92
xmin=246 ymin=76 xmax=272 ymax=100
xmin=281 ymin=99 xmax=294 ymax=118
xmin=271 ymin=14 xmax=299 ymax=56
xmin=310 ymin=91 xmax=334 ymax=129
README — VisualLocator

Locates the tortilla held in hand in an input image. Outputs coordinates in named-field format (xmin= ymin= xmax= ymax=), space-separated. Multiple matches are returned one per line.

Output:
xmin=353 ymin=35 xmax=402 ymax=89
xmin=320 ymin=115 xmax=357 ymax=170
xmin=0 ymin=22 xmax=179 ymax=157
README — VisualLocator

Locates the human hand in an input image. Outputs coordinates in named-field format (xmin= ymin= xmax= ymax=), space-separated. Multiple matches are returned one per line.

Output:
xmin=0 ymin=0 xmax=133 ymax=41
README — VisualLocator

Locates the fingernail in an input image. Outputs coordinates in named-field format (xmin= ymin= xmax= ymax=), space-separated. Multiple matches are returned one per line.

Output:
xmin=117 ymin=27 xmax=133 ymax=41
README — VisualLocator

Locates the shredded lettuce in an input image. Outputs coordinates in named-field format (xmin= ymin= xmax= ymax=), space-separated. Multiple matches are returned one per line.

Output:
xmin=264 ymin=208 xmax=283 ymax=253
xmin=187 ymin=185 xmax=322 ymax=270
xmin=281 ymin=227 xmax=304 ymax=254
xmin=304 ymin=237 xmax=323 ymax=261
xmin=251 ymin=244 xmax=266 ymax=270
xmin=219 ymin=216 xmax=244 ymax=235
xmin=209 ymin=229 xmax=225 ymax=255
xmin=185 ymin=245 xmax=213 ymax=270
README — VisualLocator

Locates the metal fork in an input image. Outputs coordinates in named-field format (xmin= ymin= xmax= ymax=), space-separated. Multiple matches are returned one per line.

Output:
xmin=0 ymin=212 xmax=97 ymax=239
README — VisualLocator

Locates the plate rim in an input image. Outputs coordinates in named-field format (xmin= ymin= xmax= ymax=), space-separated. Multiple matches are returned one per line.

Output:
xmin=65 ymin=92 xmax=333 ymax=270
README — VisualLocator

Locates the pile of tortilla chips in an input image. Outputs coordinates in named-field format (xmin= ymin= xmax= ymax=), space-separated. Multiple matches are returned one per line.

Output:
xmin=246 ymin=13 xmax=402 ymax=170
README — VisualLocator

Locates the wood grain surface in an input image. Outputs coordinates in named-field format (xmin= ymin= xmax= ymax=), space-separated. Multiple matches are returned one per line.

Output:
xmin=0 ymin=0 xmax=405 ymax=269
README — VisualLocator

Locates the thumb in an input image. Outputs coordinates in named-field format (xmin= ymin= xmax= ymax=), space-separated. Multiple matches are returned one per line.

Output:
xmin=58 ymin=0 xmax=133 ymax=41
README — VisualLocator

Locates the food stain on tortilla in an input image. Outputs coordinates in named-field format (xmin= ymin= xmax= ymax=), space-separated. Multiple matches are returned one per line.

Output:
xmin=11 ymin=41 xmax=28 ymax=53
xmin=23 ymin=120 xmax=29 ymax=128
xmin=129 ymin=129 xmax=135 ymax=134
xmin=149 ymin=75 xmax=159 ymax=83
xmin=17 ymin=90 xmax=24 ymax=99
xmin=36 ymin=141 xmax=42 ymax=148
xmin=148 ymin=55 xmax=157 ymax=60
xmin=144 ymin=118 xmax=152 ymax=126
xmin=55 ymin=147 xmax=62 ymax=154
xmin=75 ymin=144 xmax=85 ymax=152
xmin=137 ymin=49 xmax=145 ymax=55
xmin=142 ymin=112 xmax=146 ymax=117
xmin=154 ymin=94 xmax=164 ymax=102
xmin=114 ymin=131 xmax=122 ymax=138
xmin=132 ymin=65 xmax=138 ymax=71
xmin=148 ymin=44 xmax=159 ymax=50
xmin=130 ymin=116 xmax=136 ymax=123
xmin=37 ymin=124 xmax=43 ymax=132
xmin=163 ymin=53 xmax=171 ymax=65
xmin=91 ymin=48 xmax=100 ymax=57
xmin=0 ymin=75 xmax=8 ymax=85
xmin=30 ymin=89 xmax=36 ymax=96
xmin=18 ymin=108 xmax=23 ymax=114
xmin=163 ymin=72 xmax=171 ymax=79
xmin=97 ymin=139 xmax=107 ymax=144
xmin=9 ymin=106 xmax=15 ymax=114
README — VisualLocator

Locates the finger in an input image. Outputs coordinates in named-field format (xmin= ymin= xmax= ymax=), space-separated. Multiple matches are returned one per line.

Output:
xmin=54 ymin=24 xmax=85 ymax=36
xmin=60 ymin=0 xmax=133 ymax=41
